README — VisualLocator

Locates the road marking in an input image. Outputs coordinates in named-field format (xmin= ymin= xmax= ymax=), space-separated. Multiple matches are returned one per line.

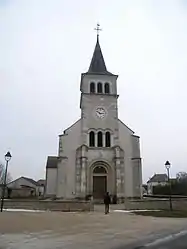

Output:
xmin=143 ymin=230 xmax=187 ymax=247
xmin=113 ymin=210 xmax=160 ymax=213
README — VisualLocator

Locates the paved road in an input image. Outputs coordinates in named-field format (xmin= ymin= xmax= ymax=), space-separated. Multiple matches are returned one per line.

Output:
xmin=1 ymin=209 xmax=187 ymax=249
xmin=122 ymin=230 xmax=187 ymax=249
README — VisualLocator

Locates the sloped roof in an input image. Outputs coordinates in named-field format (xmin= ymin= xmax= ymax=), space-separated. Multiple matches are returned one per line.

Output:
xmin=86 ymin=36 xmax=114 ymax=76
xmin=37 ymin=179 xmax=46 ymax=186
xmin=22 ymin=177 xmax=38 ymax=186
xmin=46 ymin=156 xmax=58 ymax=168
xmin=118 ymin=119 xmax=135 ymax=134
xmin=63 ymin=119 xmax=81 ymax=134
xmin=7 ymin=176 xmax=39 ymax=187
xmin=147 ymin=174 xmax=168 ymax=183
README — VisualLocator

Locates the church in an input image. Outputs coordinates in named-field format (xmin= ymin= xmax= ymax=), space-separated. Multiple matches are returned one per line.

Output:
xmin=45 ymin=29 xmax=142 ymax=201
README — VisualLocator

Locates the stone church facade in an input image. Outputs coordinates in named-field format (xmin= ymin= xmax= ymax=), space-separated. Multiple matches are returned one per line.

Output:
xmin=45 ymin=34 xmax=142 ymax=200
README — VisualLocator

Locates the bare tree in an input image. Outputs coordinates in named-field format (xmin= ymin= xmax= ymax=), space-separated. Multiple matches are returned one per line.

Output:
xmin=176 ymin=172 xmax=187 ymax=182
xmin=0 ymin=162 xmax=13 ymax=184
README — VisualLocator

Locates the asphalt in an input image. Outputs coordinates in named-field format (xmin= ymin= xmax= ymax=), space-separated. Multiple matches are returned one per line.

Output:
xmin=121 ymin=230 xmax=187 ymax=249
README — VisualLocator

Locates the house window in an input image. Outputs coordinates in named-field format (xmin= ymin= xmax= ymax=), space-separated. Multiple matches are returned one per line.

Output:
xmin=90 ymin=82 xmax=95 ymax=93
xmin=97 ymin=82 xmax=103 ymax=93
xmin=89 ymin=131 xmax=95 ymax=147
xmin=97 ymin=131 xmax=103 ymax=147
xmin=105 ymin=131 xmax=111 ymax=147
xmin=104 ymin=83 xmax=110 ymax=94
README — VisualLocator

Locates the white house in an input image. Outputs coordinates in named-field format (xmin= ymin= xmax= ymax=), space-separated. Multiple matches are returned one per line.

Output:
xmin=147 ymin=174 xmax=168 ymax=195
xmin=7 ymin=177 xmax=45 ymax=197
xmin=37 ymin=179 xmax=46 ymax=196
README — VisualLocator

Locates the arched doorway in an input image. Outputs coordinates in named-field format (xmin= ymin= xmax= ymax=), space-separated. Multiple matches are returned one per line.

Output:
xmin=93 ymin=166 xmax=107 ymax=199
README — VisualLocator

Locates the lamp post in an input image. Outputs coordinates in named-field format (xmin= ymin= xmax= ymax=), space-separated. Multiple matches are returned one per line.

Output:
xmin=0 ymin=152 xmax=12 ymax=212
xmin=165 ymin=160 xmax=172 ymax=211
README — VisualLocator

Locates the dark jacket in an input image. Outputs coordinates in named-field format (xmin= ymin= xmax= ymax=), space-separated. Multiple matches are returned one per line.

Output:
xmin=104 ymin=194 xmax=111 ymax=205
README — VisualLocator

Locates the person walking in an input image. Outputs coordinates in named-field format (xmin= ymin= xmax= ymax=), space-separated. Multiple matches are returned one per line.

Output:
xmin=104 ymin=192 xmax=111 ymax=214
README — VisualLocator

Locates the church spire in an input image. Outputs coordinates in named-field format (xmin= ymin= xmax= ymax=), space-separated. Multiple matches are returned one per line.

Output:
xmin=87 ymin=24 xmax=113 ymax=75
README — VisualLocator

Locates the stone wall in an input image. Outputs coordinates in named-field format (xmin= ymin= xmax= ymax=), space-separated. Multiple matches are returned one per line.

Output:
xmin=3 ymin=200 xmax=93 ymax=212
xmin=125 ymin=199 xmax=187 ymax=211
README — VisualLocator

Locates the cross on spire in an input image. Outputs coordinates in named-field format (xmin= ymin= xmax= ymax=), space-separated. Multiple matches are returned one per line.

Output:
xmin=94 ymin=23 xmax=102 ymax=37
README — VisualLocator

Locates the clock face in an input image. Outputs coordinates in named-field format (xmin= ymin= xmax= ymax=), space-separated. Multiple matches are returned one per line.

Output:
xmin=95 ymin=107 xmax=107 ymax=119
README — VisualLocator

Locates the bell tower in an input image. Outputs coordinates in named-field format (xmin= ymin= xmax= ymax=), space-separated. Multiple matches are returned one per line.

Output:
xmin=80 ymin=24 xmax=119 ymax=147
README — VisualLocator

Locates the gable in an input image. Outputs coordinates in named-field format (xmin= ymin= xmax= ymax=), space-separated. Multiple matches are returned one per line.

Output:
xmin=7 ymin=176 xmax=38 ymax=189
xmin=46 ymin=156 xmax=58 ymax=169
xmin=118 ymin=119 xmax=134 ymax=135
xmin=147 ymin=174 xmax=168 ymax=183
xmin=23 ymin=177 xmax=38 ymax=185
xmin=37 ymin=179 xmax=46 ymax=186
xmin=62 ymin=119 xmax=81 ymax=135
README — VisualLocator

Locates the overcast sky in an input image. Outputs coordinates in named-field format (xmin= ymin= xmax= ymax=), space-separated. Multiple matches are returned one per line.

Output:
xmin=0 ymin=0 xmax=187 ymax=183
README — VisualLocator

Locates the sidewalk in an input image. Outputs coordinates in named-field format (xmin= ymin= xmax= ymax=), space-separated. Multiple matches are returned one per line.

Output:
xmin=1 ymin=206 xmax=187 ymax=249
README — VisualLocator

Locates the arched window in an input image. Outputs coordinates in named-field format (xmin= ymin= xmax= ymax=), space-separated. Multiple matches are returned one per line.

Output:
xmin=90 ymin=82 xmax=95 ymax=93
xmin=93 ymin=166 xmax=107 ymax=174
xmin=105 ymin=132 xmax=111 ymax=147
xmin=104 ymin=83 xmax=110 ymax=94
xmin=97 ymin=82 xmax=103 ymax=93
xmin=97 ymin=131 xmax=103 ymax=147
xmin=89 ymin=131 xmax=95 ymax=147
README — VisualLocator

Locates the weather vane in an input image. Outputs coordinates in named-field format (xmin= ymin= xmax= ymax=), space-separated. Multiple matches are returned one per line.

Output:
xmin=94 ymin=23 xmax=102 ymax=36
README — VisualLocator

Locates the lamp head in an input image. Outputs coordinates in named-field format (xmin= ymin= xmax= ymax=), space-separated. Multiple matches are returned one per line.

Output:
xmin=5 ymin=152 xmax=11 ymax=162
xmin=165 ymin=160 xmax=171 ymax=170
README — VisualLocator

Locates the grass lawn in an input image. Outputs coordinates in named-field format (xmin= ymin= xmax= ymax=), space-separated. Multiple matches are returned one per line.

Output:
xmin=133 ymin=210 xmax=187 ymax=218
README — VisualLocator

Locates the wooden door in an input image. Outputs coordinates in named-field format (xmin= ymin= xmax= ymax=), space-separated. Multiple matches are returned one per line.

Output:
xmin=93 ymin=176 xmax=107 ymax=199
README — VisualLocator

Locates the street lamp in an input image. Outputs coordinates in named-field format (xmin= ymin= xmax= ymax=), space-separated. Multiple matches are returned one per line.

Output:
xmin=165 ymin=160 xmax=172 ymax=211
xmin=0 ymin=151 xmax=12 ymax=212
